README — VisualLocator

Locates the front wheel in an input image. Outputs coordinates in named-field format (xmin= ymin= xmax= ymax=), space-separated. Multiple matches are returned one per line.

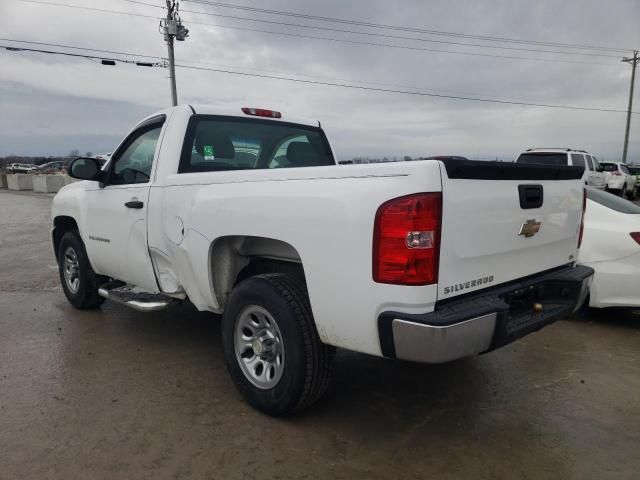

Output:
xmin=57 ymin=231 xmax=106 ymax=309
xmin=221 ymin=274 xmax=333 ymax=416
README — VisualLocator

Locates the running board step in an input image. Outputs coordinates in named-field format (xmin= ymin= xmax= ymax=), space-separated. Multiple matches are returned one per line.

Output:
xmin=98 ymin=281 xmax=179 ymax=312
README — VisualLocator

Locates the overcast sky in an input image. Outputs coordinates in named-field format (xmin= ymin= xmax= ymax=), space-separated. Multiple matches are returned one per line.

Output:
xmin=0 ymin=0 xmax=639 ymax=161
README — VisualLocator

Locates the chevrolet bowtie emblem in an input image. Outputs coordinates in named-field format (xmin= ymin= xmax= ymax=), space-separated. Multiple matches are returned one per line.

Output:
xmin=519 ymin=219 xmax=542 ymax=238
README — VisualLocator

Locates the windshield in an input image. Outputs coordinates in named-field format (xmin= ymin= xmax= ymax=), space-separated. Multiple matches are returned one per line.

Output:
xmin=516 ymin=153 xmax=568 ymax=166
xmin=586 ymin=187 xmax=640 ymax=214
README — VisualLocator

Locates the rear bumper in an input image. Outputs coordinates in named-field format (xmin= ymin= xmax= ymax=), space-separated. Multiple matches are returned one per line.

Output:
xmin=378 ymin=265 xmax=593 ymax=363
xmin=606 ymin=178 xmax=625 ymax=190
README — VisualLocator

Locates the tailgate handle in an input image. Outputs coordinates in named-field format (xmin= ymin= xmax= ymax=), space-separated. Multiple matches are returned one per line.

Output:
xmin=518 ymin=185 xmax=543 ymax=209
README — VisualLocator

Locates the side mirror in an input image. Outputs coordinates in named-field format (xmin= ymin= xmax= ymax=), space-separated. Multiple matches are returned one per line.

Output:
xmin=68 ymin=157 xmax=103 ymax=181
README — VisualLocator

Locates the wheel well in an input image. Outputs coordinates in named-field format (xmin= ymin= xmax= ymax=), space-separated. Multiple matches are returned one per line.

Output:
xmin=52 ymin=216 xmax=79 ymax=260
xmin=210 ymin=236 xmax=305 ymax=309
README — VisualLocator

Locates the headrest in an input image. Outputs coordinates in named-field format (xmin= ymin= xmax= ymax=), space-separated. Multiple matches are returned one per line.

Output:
xmin=194 ymin=123 xmax=235 ymax=159
xmin=287 ymin=142 xmax=321 ymax=167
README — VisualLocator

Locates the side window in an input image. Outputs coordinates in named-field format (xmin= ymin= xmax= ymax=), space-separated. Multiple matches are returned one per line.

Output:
xmin=571 ymin=153 xmax=586 ymax=168
xmin=585 ymin=155 xmax=594 ymax=171
xmin=110 ymin=124 xmax=162 ymax=185
xmin=621 ymin=165 xmax=630 ymax=175
xmin=592 ymin=156 xmax=601 ymax=171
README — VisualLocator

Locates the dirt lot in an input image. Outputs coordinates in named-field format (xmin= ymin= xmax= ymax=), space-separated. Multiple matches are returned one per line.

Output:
xmin=1 ymin=190 xmax=639 ymax=480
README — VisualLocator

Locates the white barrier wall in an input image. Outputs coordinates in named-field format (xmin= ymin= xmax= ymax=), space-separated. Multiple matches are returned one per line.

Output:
xmin=33 ymin=175 xmax=66 ymax=193
xmin=7 ymin=174 xmax=34 ymax=191
xmin=0 ymin=173 xmax=7 ymax=189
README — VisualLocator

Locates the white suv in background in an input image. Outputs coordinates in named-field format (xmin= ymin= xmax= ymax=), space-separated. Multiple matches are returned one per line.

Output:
xmin=515 ymin=148 xmax=606 ymax=189
xmin=600 ymin=162 xmax=637 ymax=198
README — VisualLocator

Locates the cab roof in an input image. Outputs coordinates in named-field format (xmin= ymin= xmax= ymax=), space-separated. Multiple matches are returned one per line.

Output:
xmin=137 ymin=105 xmax=321 ymax=129
xmin=189 ymin=104 xmax=320 ymax=128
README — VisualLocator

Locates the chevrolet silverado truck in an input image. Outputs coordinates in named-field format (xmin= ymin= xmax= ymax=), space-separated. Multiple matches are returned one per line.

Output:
xmin=52 ymin=105 xmax=593 ymax=416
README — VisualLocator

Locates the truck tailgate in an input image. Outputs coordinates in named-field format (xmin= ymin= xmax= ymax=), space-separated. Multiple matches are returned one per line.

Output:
xmin=437 ymin=160 xmax=585 ymax=301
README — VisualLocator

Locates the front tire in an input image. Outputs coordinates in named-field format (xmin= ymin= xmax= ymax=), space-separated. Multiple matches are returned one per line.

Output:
xmin=222 ymin=274 xmax=333 ymax=416
xmin=57 ymin=231 xmax=106 ymax=309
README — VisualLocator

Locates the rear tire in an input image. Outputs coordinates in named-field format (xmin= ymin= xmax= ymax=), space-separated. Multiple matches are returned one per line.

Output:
xmin=221 ymin=274 xmax=333 ymax=416
xmin=57 ymin=231 xmax=106 ymax=309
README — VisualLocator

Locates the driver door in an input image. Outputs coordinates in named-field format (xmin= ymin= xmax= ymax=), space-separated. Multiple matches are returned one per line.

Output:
xmin=83 ymin=117 xmax=165 ymax=291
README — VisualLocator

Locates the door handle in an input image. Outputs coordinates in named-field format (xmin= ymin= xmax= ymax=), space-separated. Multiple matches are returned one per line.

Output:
xmin=125 ymin=200 xmax=144 ymax=209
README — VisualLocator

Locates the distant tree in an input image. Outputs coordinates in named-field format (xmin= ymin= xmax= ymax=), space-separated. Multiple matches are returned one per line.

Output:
xmin=85 ymin=151 xmax=93 ymax=157
xmin=403 ymin=155 xmax=413 ymax=162
xmin=69 ymin=149 xmax=80 ymax=157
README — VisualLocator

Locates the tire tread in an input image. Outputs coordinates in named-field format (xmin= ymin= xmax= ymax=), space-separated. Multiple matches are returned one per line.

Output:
xmin=254 ymin=274 xmax=333 ymax=413
xmin=58 ymin=230 xmax=106 ymax=309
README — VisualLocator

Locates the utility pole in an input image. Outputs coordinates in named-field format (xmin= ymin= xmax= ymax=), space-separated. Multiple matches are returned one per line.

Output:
xmin=621 ymin=50 xmax=639 ymax=163
xmin=161 ymin=1 xmax=189 ymax=106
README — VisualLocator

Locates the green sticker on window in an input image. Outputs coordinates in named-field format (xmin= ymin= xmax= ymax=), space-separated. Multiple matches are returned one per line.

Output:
xmin=203 ymin=145 xmax=214 ymax=158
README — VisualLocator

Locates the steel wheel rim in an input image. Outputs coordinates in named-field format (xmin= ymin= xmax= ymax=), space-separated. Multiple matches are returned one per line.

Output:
xmin=234 ymin=305 xmax=285 ymax=390
xmin=63 ymin=246 xmax=80 ymax=294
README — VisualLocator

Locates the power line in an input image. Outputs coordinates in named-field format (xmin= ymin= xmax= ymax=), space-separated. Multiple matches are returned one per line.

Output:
xmin=16 ymin=0 xmax=617 ymax=67
xmin=121 ymin=0 xmax=622 ymax=59
xmin=175 ymin=62 xmax=639 ymax=115
xmin=2 ymin=39 xmax=636 ymax=114
xmin=0 ymin=43 xmax=165 ymax=67
xmin=183 ymin=21 xmax=617 ymax=67
xmin=182 ymin=0 xmax=634 ymax=53
xmin=0 ymin=38 xmax=164 ymax=60
xmin=0 ymin=37 xmax=626 ymax=108
xmin=18 ymin=0 xmax=159 ymax=21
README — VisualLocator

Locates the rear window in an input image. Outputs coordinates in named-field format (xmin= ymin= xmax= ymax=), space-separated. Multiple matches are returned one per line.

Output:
xmin=586 ymin=188 xmax=640 ymax=214
xmin=515 ymin=153 xmax=568 ymax=166
xmin=571 ymin=154 xmax=586 ymax=168
xmin=600 ymin=162 xmax=618 ymax=172
xmin=179 ymin=115 xmax=335 ymax=173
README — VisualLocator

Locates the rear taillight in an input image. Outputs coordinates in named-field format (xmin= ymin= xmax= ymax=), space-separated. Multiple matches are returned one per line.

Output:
xmin=612 ymin=171 xmax=622 ymax=176
xmin=373 ymin=193 xmax=442 ymax=285
xmin=578 ymin=188 xmax=587 ymax=248
xmin=630 ymin=232 xmax=640 ymax=245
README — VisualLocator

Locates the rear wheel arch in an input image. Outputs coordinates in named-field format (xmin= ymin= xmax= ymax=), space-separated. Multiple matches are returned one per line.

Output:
xmin=209 ymin=235 xmax=306 ymax=309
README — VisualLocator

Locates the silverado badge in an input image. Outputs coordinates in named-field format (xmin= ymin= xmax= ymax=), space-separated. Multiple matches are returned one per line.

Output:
xmin=519 ymin=219 xmax=542 ymax=238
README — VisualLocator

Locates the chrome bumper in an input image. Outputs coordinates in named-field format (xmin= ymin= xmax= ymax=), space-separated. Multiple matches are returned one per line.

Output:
xmin=380 ymin=265 xmax=594 ymax=364
xmin=392 ymin=313 xmax=497 ymax=363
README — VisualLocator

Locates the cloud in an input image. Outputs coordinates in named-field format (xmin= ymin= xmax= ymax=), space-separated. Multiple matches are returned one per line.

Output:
xmin=0 ymin=0 xmax=638 ymax=160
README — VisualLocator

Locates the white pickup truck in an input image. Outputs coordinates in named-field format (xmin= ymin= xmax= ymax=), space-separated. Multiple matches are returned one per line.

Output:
xmin=52 ymin=105 xmax=593 ymax=416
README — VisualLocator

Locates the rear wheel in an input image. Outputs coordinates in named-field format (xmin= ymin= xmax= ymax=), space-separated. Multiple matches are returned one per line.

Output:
xmin=221 ymin=274 xmax=333 ymax=416
xmin=57 ymin=231 xmax=106 ymax=309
